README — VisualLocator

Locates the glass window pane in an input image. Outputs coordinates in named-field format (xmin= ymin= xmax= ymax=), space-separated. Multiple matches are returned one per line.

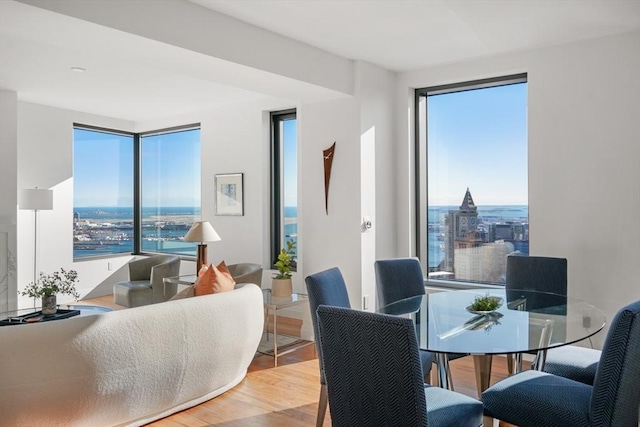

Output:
xmin=140 ymin=128 xmax=201 ymax=256
xmin=271 ymin=111 xmax=297 ymax=267
xmin=282 ymin=118 xmax=297 ymax=260
xmin=73 ymin=128 xmax=134 ymax=259
xmin=424 ymin=80 xmax=528 ymax=285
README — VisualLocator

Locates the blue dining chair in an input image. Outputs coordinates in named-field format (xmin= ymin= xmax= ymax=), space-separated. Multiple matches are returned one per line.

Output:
xmin=374 ymin=257 xmax=467 ymax=386
xmin=305 ymin=267 xmax=351 ymax=427
xmin=305 ymin=267 xmax=436 ymax=425
xmin=316 ymin=305 xmax=483 ymax=427
xmin=504 ymin=254 xmax=603 ymax=380
xmin=482 ymin=299 xmax=640 ymax=427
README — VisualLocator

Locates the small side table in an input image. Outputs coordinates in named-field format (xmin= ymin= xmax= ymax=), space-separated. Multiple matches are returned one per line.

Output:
xmin=163 ymin=274 xmax=197 ymax=296
xmin=262 ymin=289 xmax=313 ymax=367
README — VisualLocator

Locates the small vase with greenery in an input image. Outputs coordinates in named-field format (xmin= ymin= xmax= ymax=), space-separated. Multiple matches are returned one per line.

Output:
xmin=272 ymin=240 xmax=296 ymax=297
xmin=21 ymin=268 xmax=80 ymax=315
xmin=468 ymin=293 xmax=503 ymax=313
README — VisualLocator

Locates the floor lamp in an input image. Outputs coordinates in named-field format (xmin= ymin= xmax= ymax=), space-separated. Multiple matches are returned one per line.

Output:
xmin=184 ymin=221 xmax=221 ymax=273
xmin=19 ymin=188 xmax=54 ymax=286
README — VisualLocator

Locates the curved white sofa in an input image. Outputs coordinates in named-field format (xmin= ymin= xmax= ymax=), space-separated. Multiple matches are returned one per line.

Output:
xmin=0 ymin=283 xmax=264 ymax=426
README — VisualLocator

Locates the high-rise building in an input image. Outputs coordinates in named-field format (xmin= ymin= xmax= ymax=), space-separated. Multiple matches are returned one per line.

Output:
xmin=443 ymin=188 xmax=484 ymax=272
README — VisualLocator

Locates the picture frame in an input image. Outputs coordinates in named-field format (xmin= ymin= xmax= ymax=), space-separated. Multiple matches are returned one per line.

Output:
xmin=214 ymin=173 xmax=244 ymax=216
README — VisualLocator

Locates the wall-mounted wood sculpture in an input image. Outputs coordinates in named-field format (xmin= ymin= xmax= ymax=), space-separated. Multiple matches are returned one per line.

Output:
xmin=323 ymin=142 xmax=336 ymax=214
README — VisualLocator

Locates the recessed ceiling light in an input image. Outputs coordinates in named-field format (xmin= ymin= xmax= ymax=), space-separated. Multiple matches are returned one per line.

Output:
xmin=70 ymin=67 xmax=86 ymax=73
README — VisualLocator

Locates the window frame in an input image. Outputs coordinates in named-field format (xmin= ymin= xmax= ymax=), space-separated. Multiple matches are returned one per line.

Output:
xmin=414 ymin=73 xmax=528 ymax=289
xmin=72 ymin=122 xmax=201 ymax=261
xmin=270 ymin=109 xmax=297 ymax=270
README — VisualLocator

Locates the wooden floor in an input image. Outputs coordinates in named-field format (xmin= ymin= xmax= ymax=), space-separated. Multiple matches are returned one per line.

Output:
xmin=81 ymin=295 xmax=513 ymax=426
xmin=144 ymin=346 xmax=514 ymax=427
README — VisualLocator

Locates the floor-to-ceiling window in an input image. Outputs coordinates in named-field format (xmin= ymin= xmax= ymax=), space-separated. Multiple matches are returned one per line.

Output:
xmin=73 ymin=126 xmax=135 ymax=258
xmin=73 ymin=124 xmax=200 ymax=260
xmin=416 ymin=74 xmax=528 ymax=285
xmin=140 ymin=126 xmax=201 ymax=255
xmin=271 ymin=109 xmax=297 ymax=268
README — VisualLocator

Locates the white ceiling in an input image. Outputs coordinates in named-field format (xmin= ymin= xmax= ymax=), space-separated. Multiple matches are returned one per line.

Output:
xmin=1 ymin=0 xmax=638 ymax=123
xmin=191 ymin=0 xmax=640 ymax=72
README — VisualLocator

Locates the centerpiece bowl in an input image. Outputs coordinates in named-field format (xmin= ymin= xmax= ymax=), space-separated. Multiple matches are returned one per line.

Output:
xmin=466 ymin=295 xmax=504 ymax=315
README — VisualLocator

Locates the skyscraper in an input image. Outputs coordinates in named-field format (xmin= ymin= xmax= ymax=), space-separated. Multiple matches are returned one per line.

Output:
xmin=443 ymin=188 xmax=484 ymax=272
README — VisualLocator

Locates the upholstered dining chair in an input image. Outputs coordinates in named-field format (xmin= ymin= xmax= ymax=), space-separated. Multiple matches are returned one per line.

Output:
xmin=482 ymin=299 xmax=640 ymax=427
xmin=113 ymin=254 xmax=180 ymax=307
xmin=374 ymin=257 xmax=467 ymax=386
xmin=504 ymin=254 xmax=601 ymax=382
xmin=304 ymin=267 xmax=352 ymax=427
xmin=305 ymin=267 xmax=435 ymax=426
xmin=316 ymin=305 xmax=483 ymax=427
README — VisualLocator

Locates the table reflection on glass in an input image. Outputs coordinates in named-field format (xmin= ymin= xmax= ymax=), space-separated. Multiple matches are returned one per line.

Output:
xmin=378 ymin=288 xmax=605 ymax=396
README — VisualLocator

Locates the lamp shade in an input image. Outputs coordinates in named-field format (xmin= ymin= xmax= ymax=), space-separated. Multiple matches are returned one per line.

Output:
xmin=184 ymin=221 xmax=221 ymax=243
xmin=19 ymin=188 xmax=53 ymax=210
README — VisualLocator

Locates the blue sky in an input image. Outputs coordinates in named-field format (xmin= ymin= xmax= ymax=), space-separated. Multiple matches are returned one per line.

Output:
xmin=74 ymin=128 xmax=200 ymax=207
xmin=427 ymin=82 xmax=528 ymax=206
xmin=283 ymin=119 xmax=297 ymax=207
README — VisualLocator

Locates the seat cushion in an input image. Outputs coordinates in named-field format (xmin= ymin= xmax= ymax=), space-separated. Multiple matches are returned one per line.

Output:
xmin=482 ymin=370 xmax=592 ymax=427
xmin=113 ymin=281 xmax=153 ymax=307
xmin=543 ymin=345 xmax=600 ymax=385
xmin=424 ymin=384 xmax=483 ymax=427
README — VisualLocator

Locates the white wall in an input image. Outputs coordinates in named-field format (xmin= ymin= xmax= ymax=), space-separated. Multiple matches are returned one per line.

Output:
xmin=299 ymin=97 xmax=363 ymax=307
xmin=355 ymin=61 xmax=397 ymax=310
xmin=16 ymin=102 xmax=136 ymax=307
xmin=397 ymin=31 xmax=640 ymax=347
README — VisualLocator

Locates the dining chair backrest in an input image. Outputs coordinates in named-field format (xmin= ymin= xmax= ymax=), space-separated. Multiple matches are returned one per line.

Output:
xmin=505 ymin=255 xmax=567 ymax=313
xmin=316 ymin=305 xmax=428 ymax=427
xmin=374 ymin=257 xmax=425 ymax=309
xmin=590 ymin=300 xmax=640 ymax=426
xmin=304 ymin=267 xmax=351 ymax=385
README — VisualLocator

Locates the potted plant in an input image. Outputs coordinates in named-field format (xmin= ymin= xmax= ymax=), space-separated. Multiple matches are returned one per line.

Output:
xmin=21 ymin=268 xmax=80 ymax=316
xmin=272 ymin=240 xmax=296 ymax=297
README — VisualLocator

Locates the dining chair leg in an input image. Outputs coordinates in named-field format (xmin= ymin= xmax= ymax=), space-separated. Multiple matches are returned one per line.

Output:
xmin=316 ymin=384 xmax=328 ymax=427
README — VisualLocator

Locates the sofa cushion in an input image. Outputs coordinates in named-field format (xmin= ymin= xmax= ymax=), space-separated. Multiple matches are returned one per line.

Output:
xmin=195 ymin=262 xmax=236 ymax=295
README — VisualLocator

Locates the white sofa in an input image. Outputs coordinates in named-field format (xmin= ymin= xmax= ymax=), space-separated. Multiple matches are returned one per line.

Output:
xmin=0 ymin=283 xmax=264 ymax=426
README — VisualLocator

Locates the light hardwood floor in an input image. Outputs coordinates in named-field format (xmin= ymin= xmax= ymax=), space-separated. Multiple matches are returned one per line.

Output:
xmin=81 ymin=295 xmax=513 ymax=426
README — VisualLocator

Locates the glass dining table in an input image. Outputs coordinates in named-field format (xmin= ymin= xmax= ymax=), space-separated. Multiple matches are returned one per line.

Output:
xmin=378 ymin=288 xmax=605 ymax=397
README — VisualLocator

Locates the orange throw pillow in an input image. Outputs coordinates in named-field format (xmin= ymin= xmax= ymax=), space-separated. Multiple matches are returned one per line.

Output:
xmin=194 ymin=261 xmax=236 ymax=295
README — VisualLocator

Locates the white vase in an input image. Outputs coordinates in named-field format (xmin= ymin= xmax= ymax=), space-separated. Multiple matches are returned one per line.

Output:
xmin=271 ymin=278 xmax=292 ymax=297
xmin=42 ymin=295 xmax=57 ymax=316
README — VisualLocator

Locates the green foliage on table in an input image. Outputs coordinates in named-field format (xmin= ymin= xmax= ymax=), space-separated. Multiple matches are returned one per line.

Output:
xmin=20 ymin=268 xmax=80 ymax=300
xmin=470 ymin=294 xmax=501 ymax=312
xmin=273 ymin=240 xmax=296 ymax=279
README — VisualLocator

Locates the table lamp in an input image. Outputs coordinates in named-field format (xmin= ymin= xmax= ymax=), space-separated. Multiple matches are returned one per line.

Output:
xmin=184 ymin=221 xmax=221 ymax=273
xmin=19 ymin=188 xmax=54 ymax=285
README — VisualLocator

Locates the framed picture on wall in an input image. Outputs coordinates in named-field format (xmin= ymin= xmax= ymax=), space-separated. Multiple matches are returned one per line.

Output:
xmin=214 ymin=173 xmax=244 ymax=216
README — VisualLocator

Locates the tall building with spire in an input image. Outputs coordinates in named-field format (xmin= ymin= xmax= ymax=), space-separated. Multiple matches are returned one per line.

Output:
xmin=443 ymin=188 xmax=484 ymax=272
